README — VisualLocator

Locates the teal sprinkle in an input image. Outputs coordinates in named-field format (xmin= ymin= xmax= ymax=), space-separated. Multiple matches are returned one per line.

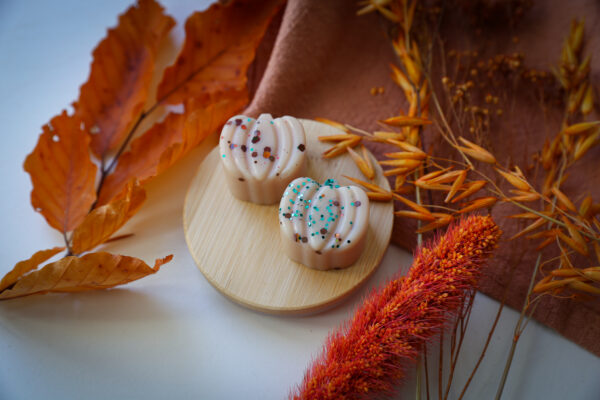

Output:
xmin=247 ymin=118 xmax=251 ymax=122
xmin=305 ymin=205 xmax=309 ymax=209
xmin=289 ymin=199 xmax=294 ymax=204
xmin=350 ymin=221 xmax=353 ymax=225
xmin=222 ymin=154 xmax=226 ymax=158
xmin=270 ymin=121 xmax=274 ymax=124
xmin=351 ymin=202 xmax=354 ymax=206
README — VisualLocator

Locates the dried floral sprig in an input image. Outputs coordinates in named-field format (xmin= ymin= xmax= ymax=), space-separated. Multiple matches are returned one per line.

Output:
xmin=350 ymin=6 xmax=600 ymax=298
xmin=290 ymin=215 xmax=501 ymax=400
xmin=347 ymin=3 xmax=599 ymax=400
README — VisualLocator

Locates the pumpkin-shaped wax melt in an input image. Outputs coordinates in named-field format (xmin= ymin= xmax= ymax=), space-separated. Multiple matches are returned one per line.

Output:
xmin=279 ymin=177 xmax=369 ymax=270
xmin=219 ymin=113 xmax=307 ymax=204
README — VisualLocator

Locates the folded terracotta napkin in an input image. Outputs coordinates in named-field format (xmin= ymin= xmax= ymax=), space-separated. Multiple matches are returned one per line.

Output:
xmin=245 ymin=0 xmax=600 ymax=356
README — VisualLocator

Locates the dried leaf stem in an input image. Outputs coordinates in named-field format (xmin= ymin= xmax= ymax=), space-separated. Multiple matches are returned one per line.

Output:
xmin=91 ymin=48 xmax=228 ymax=211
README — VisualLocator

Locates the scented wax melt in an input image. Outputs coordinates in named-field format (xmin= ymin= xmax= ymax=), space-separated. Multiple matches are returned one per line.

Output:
xmin=219 ymin=113 xmax=307 ymax=204
xmin=279 ymin=177 xmax=369 ymax=270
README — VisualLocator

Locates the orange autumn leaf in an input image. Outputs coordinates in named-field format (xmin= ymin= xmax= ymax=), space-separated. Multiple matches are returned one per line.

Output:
xmin=156 ymin=0 xmax=283 ymax=106
xmin=97 ymin=95 xmax=247 ymax=205
xmin=73 ymin=0 xmax=175 ymax=158
xmin=0 ymin=247 xmax=65 ymax=292
xmin=0 ymin=252 xmax=173 ymax=300
xmin=71 ymin=180 xmax=146 ymax=254
xmin=24 ymin=111 xmax=98 ymax=232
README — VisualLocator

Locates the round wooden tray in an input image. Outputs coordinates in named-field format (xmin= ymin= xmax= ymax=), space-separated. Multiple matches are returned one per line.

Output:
xmin=183 ymin=119 xmax=393 ymax=315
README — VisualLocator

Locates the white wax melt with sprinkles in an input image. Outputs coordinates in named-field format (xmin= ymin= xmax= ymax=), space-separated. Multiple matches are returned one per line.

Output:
xmin=279 ymin=177 xmax=369 ymax=270
xmin=219 ymin=113 xmax=307 ymax=204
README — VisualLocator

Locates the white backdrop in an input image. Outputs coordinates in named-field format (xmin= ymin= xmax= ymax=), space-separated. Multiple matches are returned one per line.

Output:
xmin=0 ymin=1 xmax=598 ymax=399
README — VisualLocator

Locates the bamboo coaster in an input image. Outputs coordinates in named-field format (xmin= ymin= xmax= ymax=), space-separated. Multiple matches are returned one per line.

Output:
xmin=183 ymin=119 xmax=393 ymax=315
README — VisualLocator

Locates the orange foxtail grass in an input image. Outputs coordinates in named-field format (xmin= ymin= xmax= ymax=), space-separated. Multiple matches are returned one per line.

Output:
xmin=290 ymin=215 xmax=501 ymax=400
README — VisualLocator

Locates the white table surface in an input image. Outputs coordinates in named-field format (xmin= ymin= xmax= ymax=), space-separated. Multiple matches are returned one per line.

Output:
xmin=0 ymin=1 xmax=599 ymax=399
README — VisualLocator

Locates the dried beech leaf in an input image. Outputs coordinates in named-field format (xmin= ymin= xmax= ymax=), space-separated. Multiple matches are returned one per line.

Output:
xmin=156 ymin=0 xmax=283 ymax=106
xmin=98 ymin=96 xmax=246 ymax=205
xmin=71 ymin=180 xmax=146 ymax=254
xmin=74 ymin=0 xmax=175 ymax=158
xmin=0 ymin=252 xmax=173 ymax=300
xmin=24 ymin=111 xmax=98 ymax=232
xmin=0 ymin=247 xmax=65 ymax=292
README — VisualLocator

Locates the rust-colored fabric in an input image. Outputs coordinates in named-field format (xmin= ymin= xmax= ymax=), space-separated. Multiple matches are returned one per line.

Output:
xmin=245 ymin=0 xmax=600 ymax=356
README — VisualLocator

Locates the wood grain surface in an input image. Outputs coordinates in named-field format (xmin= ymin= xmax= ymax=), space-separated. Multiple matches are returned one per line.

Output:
xmin=183 ymin=119 xmax=393 ymax=315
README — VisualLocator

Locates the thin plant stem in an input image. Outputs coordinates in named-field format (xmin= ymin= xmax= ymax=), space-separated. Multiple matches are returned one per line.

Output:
xmin=458 ymin=299 xmax=506 ymax=400
xmin=89 ymin=48 xmax=228 ymax=210
xmin=443 ymin=291 xmax=474 ymax=400
xmin=496 ymin=147 xmax=569 ymax=399
xmin=424 ymin=343 xmax=431 ymax=400
xmin=438 ymin=328 xmax=444 ymax=400
xmin=416 ymin=355 xmax=422 ymax=400
xmin=494 ymin=252 xmax=542 ymax=400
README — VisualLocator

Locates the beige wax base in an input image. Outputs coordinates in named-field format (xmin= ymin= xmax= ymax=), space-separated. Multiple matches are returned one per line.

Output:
xmin=280 ymin=228 xmax=367 ymax=270
xmin=223 ymin=163 xmax=307 ymax=205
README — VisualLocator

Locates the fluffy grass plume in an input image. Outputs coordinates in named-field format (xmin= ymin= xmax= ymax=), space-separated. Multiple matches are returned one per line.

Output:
xmin=290 ymin=215 xmax=502 ymax=399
